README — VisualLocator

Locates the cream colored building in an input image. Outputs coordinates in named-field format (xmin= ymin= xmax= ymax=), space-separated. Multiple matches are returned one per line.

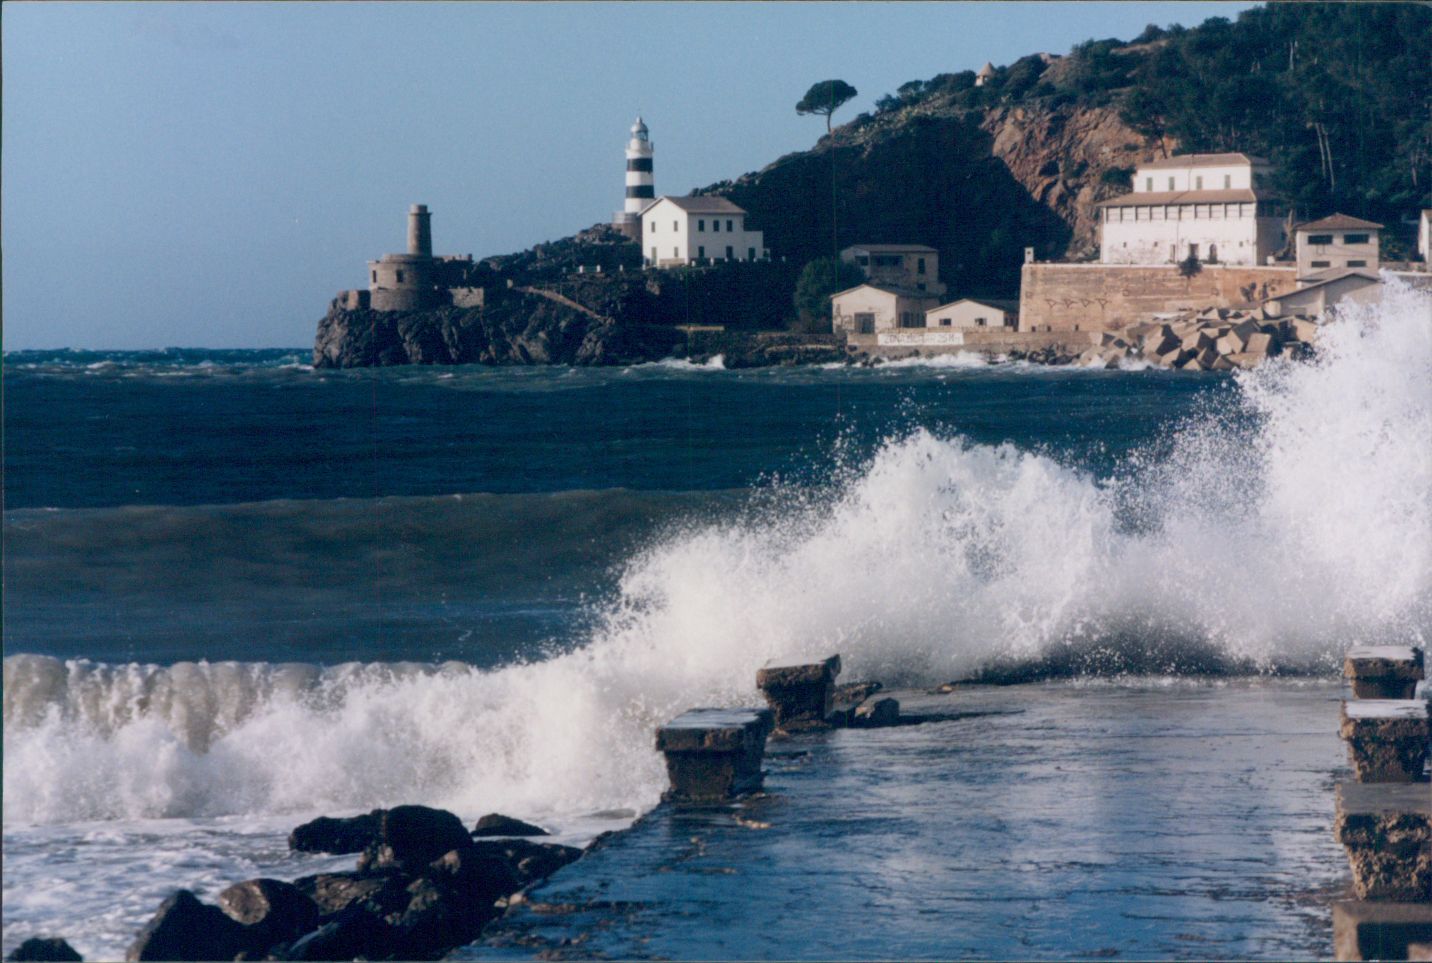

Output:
xmin=640 ymin=196 xmax=768 ymax=268
xmin=1097 ymin=153 xmax=1289 ymax=266
xmin=831 ymin=284 xmax=941 ymax=335
xmin=1294 ymin=214 xmax=1381 ymax=279
xmin=925 ymin=298 xmax=1018 ymax=329
xmin=841 ymin=244 xmax=946 ymax=296
xmin=1263 ymin=270 xmax=1381 ymax=318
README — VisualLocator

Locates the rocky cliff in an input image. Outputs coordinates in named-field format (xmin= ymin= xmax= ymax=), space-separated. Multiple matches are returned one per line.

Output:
xmin=700 ymin=97 xmax=1153 ymax=297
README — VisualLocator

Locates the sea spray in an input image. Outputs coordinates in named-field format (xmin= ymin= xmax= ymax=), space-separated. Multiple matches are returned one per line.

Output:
xmin=5 ymin=279 xmax=1430 ymax=830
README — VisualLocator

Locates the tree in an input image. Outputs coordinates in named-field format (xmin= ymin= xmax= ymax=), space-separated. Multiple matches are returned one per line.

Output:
xmin=793 ymin=256 xmax=866 ymax=328
xmin=796 ymin=80 xmax=859 ymax=134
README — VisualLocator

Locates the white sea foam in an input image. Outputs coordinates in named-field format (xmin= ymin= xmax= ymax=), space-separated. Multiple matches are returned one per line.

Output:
xmin=4 ymin=280 xmax=1430 ymax=835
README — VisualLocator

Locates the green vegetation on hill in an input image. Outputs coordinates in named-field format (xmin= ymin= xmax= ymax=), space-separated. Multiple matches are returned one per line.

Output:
xmin=868 ymin=4 xmax=1430 ymax=225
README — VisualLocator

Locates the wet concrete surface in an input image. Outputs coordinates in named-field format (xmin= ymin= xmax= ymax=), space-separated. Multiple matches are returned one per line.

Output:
xmin=467 ymin=680 xmax=1350 ymax=960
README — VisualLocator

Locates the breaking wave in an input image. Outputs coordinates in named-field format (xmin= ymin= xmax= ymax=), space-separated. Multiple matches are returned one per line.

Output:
xmin=5 ymin=280 xmax=1429 ymax=826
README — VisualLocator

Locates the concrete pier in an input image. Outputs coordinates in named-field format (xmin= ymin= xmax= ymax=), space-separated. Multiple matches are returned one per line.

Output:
xmin=1346 ymin=646 xmax=1426 ymax=700
xmin=1334 ymin=902 xmax=1432 ymax=961
xmin=655 ymin=708 xmax=775 ymax=802
xmin=756 ymin=655 xmax=841 ymax=732
xmin=1334 ymin=781 xmax=1432 ymax=902
xmin=1339 ymin=700 xmax=1431 ymax=783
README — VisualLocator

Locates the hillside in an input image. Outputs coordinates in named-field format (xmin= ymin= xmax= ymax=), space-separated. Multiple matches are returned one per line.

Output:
xmin=315 ymin=4 xmax=1430 ymax=366
xmin=698 ymin=3 xmax=1429 ymax=295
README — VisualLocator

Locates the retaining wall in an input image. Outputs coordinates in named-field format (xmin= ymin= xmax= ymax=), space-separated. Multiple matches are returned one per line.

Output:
xmin=1018 ymin=262 xmax=1298 ymax=332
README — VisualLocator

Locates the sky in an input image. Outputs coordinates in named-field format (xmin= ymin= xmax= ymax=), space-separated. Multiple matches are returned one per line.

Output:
xmin=2 ymin=1 xmax=1257 ymax=350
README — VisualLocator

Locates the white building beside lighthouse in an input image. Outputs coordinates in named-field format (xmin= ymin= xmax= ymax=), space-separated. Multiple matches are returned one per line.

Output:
xmin=612 ymin=117 xmax=654 ymax=240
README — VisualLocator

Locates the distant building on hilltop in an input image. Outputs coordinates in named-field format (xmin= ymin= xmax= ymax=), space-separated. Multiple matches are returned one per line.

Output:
xmin=1292 ymin=213 xmax=1382 ymax=280
xmin=612 ymin=117 xmax=654 ymax=242
xmin=841 ymin=244 xmax=946 ymax=296
xmin=1097 ymin=153 xmax=1290 ymax=266
xmin=640 ymin=196 xmax=767 ymax=268
xmin=976 ymin=62 xmax=995 ymax=86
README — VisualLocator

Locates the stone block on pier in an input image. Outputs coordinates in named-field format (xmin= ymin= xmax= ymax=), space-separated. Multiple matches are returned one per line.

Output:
xmin=1346 ymin=646 xmax=1426 ymax=700
xmin=756 ymin=655 xmax=841 ymax=731
xmin=851 ymin=697 xmax=901 ymax=728
xmin=655 ymin=708 xmax=774 ymax=802
xmin=1334 ymin=901 xmax=1432 ymax=961
xmin=1334 ymin=781 xmax=1432 ymax=902
xmin=1340 ymin=700 xmax=1430 ymax=782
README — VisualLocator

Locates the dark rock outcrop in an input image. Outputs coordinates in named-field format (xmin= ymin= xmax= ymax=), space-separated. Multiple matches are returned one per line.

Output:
xmin=472 ymin=813 xmax=549 ymax=837
xmin=125 ymin=890 xmax=252 ymax=962
xmin=216 ymin=879 xmax=320 ymax=949
xmin=467 ymin=839 xmax=583 ymax=888
xmin=5 ymin=939 xmax=82 ymax=962
xmin=288 ymin=810 xmax=383 ymax=854
xmin=356 ymin=805 xmax=474 ymax=874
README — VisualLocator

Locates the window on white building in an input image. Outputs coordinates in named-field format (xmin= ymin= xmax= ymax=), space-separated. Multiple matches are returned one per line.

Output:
xmin=1196 ymin=176 xmax=1204 ymax=189
xmin=1348 ymin=259 xmax=1367 ymax=267
xmin=712 ymin=220 xmax=720 ymax=232
xmin=698 ymin=246 xmax=705 ymax=258
xmin=725 ymin=245 xmax=734 ymax=260
xmin=748 ymin=247 xmax=755 ymax=260
xmin=1344 ymin=234 xmax=1370 ymax=245
xmin=673 ymin=247 xmax=679 ymax=258
xmin=726 ymin=220 xmax=733 ymax=231
xmin=673 ymin=221 xmax=678 ymax=231
xmin=917 ymin=257 xmax=926 ymax=274
xmin=1308 ymin=234 xmax=1333 ymax=246
xmin=698 ymin=220 xmax=705 ymax=231
xmin=1224 ymin=175 xmax=1231 ymax=188
xmin=1168 ymin=177 xmax=1174 ymax=190
xmin=1145 ymin=177 xmax=1153 ymax=191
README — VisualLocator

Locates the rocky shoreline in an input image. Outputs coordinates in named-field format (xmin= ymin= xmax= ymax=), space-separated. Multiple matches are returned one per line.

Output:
xmin=5 ymin=807 xmax=588 ymax=962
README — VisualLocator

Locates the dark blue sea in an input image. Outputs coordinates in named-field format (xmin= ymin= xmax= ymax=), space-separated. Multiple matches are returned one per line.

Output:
xmin=4 ymin=292 xmax=1429 ymax=960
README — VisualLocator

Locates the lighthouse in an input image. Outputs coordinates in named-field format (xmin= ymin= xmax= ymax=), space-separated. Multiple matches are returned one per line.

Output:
xmin=612 ymin=116 xmax=653 ymax=241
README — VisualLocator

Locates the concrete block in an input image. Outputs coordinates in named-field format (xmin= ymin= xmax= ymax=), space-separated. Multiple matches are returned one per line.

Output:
xmin=1226 ymin=352 xmax=1264 ymax=370
xmin=1210 ymin=353 xmax=1236 ymax=371
xmin=756 ymin=655 xmax=841 ymax=731
xmin=1288 ymin=318 xmax=1320 ymax=342
xmin=1335 ymin=781 xmax=1432 ymax=902
xmin=1340 ymin=700 xmax=1431 ymax=782
xmin=1244 ymin=331 xmax=1275 ymax=355
xmin=1346 ymin=647 xmax=1426 ymax=700
xmin=1182 ymin=356 xmax=1206 ymax=372
xmin=1333 ymin=901 xmax=1432 ymax=961
xmin=1231 ymin=319 xmax=1261 ymax=341
xmin=1411 ymin=943 xmax=1432 ymax=962
xmin=1215 ymin=333 xmax=1245 ymax=355
xmin=656 ymin=707 xmax=775 ymax=802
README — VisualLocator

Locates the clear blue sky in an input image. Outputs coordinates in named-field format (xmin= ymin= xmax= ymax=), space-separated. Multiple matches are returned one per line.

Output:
xmin=2 ymin=2 xmax=1255 ymax=349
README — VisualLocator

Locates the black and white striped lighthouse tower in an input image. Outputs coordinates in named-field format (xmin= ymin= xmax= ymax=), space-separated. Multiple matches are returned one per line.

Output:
xmin=612 ymin=116 xmax=653 ymax=241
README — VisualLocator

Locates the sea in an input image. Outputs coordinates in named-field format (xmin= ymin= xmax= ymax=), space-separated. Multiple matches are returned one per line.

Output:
xmin=4 ymin=280 xmax=1429 ymax=959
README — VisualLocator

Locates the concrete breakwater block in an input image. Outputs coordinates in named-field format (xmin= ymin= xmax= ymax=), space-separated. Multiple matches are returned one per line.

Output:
xmin=1334 ymin=781 xmax=1432 ymax=902
xmin=851 ymin=696 xmax=901 ymax=728
xmin=1347 ymin=646 xmax=1426 ymax=700
xmin=1340 ymin=700 xmax=1431 ymax=783
xmin=656 ymin=708 xmax=775 ymax=802
xmin=1334 ymin=901 xmax=1432 ymax=961
xmin=756 ymin=655 xmax=841 ymax=731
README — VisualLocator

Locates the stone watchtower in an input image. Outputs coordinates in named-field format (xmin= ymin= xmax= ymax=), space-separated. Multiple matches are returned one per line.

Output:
xmin=612 ymin=117 xmax=653 ymax=241
xmin=368 ymin=205 xmax=441 ymax=311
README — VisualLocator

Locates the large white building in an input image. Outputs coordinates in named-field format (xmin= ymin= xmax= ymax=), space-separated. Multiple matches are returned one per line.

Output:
xmin=1097 ymin=153 xmax=1290 ymax=266
xmin=640 ymin=196 xmax=768 ymax=268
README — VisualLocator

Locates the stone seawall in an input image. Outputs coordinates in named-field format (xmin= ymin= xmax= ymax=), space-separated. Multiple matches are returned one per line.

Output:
xmin=847 ymin=329 xmax=1098 ymax=359
xmin=1018 ymin=263 xmax=1299 ymax=332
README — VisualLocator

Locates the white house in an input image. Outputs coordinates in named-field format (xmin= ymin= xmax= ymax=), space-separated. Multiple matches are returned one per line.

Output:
xmin=1097 ymin=152 xmax=1289 ymax=266
xmin=925 ymin=297 xmax=1018 ymax=329
xmin=831 ymin=284 xmax=942 ymax=335
xmin=841 ymin=244 xmax=946 ymax=296
xmin=640 ymin=196 xmax=767 ymax=268
xmin=1293 ymin=213 xmax=1381 ymax=279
